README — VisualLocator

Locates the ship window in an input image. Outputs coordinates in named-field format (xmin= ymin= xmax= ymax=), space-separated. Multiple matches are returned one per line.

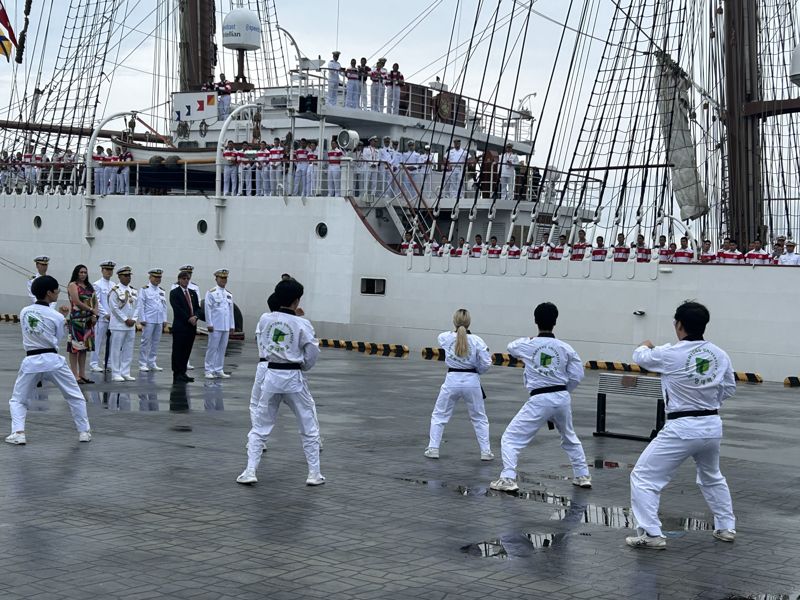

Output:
xmin=360 ymin=278 xmax=386 ymax=295
xmin=127 ymin=218 xmax=136 ymax=232
xmin=197 ymin=219 xmax=208 ymax=234
xmin=316 ymin=222 xmax=328 ymax=238
xmin=33 ymin=215 xmax=42 ymax=229
xmin=95 ymin=217 xmax=104 ymax=231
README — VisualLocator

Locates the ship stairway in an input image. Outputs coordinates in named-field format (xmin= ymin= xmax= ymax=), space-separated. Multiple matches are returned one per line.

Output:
xmin=386 ymin=184 xmax=445 ymax=248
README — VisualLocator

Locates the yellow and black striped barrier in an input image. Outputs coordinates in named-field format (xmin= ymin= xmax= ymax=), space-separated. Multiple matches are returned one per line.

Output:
xmin=421 ymin=347 xmax=446 ymax=361
xmin=1 ymin=314 xmax=20 ymax=323
xmin=734 ymin=372 xmax=762 ymax=384
xmin=784 ymin=376 xmax=800 ymax=387
xmin=586 ymin=360 xmax=762 ymax=383
xmin=491 ymin=353 xmax=525 ymax=368
xmin=320 ymin=339 xmax=408 ymax=357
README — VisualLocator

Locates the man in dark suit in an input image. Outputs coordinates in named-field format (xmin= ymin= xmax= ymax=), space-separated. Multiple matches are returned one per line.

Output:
xmin=170 ymin=270 xmax=201 ymax=383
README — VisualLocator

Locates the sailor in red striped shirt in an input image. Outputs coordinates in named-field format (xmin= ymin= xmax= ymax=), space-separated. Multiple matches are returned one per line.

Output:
xmin=326 ymin=139 xmax=343 ymax=197
xmin=293 ymin=139 xmax=309 ymax=196
xmin=116 ymin=147 xmax=133 ymax=195
xmin=104 ymin=147 xmax=117 ymax=195
xmin=426 ymin=234 xmax=440 ymax=256
xmin=527 ymin=233 xmax=551 ymax=260
xmin=269 ymin=137 xmax=284 ymax=196
xmin=470 ymin=234 xmax=484 ymax=258
xmin=612 ymin=233 xmax=630 ymax=262
xmin=22 ymin=145 xmax=35 ymax=191
xmin=549 ymin=234 xmax=568 ymax=260
xmin=386 ymin=63 xmax=404 ymax=115
xmin=591 ymin=236 xmax=607 ymax=261
xmin=715 ymin=237 xmax=730 ymax=263
xmin=255 ymin=141 xmax=270 ymax=197
xmin=720 ymin=240 xmax=744 ymax=264
xmin=344 ymin=59 xmax=360 ymax=109
xmin=635 ymin=234 xmax=652 ymax=263
xmin=437 ymin=235 xmax=450 ymax=257
xmin=745 ymin=239 xmax=770 ymax=265
xmin=453 ymin=237 xmax=466 ymax=257
xmin=655 ymin=235 xmax=672 ymax=263
xmin=672 ymin=237 xmax=694 ymax=264
xmin=222 ymin=140 xmax=239 ymax=196
xmin=92 ymin=145 xmax=105 ymax=195
xmin=507 ymin=236 xmax=521 ymax=259
xmin=569 ymin=229 xmax=589 ymax=261
xmin=400 ymin=231 xmax=421 ymax=255
xmin=305 ymin=140 xmax=319 ymax=196
xmin=370 ymin=58 xmax=387 ymax=112
xmin=487 ymin=236 xmax=502 ymax=258
xmin=699 ymin=240 xmax=717 ymax=263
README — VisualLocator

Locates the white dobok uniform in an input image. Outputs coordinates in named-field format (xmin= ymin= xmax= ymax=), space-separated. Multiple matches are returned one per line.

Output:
xmin=630 ymin=339 xmax=736 ymax=538
xmin=9 ymin=303 xmax=90 ymax=434
xmin=247 ymin=309 xmax=322 ymax=475
xmin=90 ymin=276 xmax=114 ymax=369
xmin=204 ymin=285 xmax=235 ymax=376
xmin=108 ymin=283 xmax=139 ymax=379
xmin=499 ymin=334 xmax=589 ymax=480
xmin=427 ymin=331 xmax=492 ymax=452
xmin=138 ymin=283 xmax=167 ymax=370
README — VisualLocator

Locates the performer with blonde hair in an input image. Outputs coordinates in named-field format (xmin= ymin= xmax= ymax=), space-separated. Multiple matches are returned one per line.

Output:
xmin=424 ymin=309 xmax=493 ymax=460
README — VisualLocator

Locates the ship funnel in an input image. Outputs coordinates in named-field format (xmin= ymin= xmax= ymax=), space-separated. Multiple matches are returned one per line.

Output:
xmin=792 ymin=45 xmax=800 ymax=87
xmin=223 ymin=9 xmax=262 ymax=51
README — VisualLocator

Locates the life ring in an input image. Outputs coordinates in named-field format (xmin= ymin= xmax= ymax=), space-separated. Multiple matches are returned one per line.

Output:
xmin=199 ymin=119 xmax=209 ymax=138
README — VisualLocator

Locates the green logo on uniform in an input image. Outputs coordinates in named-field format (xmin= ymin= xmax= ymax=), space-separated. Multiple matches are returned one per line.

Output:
xmin=540 ymin=353 xmax=553 ymax=367
xmin=272 ymin=328 xmax=287 ymax=343
xmin=26 ymin=314 xmax=40 ymax=330
xmin=695 ymin=357 xmax=710 ymax=375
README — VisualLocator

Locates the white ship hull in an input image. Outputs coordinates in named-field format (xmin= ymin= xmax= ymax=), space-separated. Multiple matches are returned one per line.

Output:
xmin=1 ymin=191 xmax=795 ymax=381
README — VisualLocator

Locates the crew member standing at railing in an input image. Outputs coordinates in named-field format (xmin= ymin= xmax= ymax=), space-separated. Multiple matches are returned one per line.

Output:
xmin=325 ymin=51 xmax=343 ymax=106
xmin=92 ymin=146 xmax=105 ymax=195
xmin=0 ymin=150 xmax=9 ymax=189
xmin=22 ymin=145 xmax=34 ymax=192
xmin=104 ymin=147 xmax=116 ymax=195
xmin=326 ymin=139 xmax=343 ymax=197
xmin=445 ymin=139 xmax=466 ymax=199
xmin=34 ymin=147 xmax=47 ymax=191
xmin=635 ymin=234 xmax=652 ymax=263
xmin=370 ymin=58 xmax=387 ymax=112
xmin=745 ymin=239 xmax=770 ymax=265
xmin=721 ymin=240 xmax=744 ymax=264
xmin=470 ymin=234 xmax=484 ymax=258
xmin=592 ymin=236 xmax=607 ymax=261
xmin=400 ymin=141 xmax=420 ymax=198
xmin=569 ymin=229 xmax=589 ymax=261
xmin=507 ymin=236 xmax=521 ymax=258
xmin=362 ymin=136 xmax=380 ymax=198
xmin=215 ymin=74 xmax=232 ymax=119
xmin=699 ymin=240 xmax=716 ymax=263
xmin=117 ymin=147 xmax=133 ymax=195
xmin=549 ymin=234 xmax=567 ymax=260
xmin=269 ymin=137 xmax=284 ymax=196
xmin=420 ymin=145 xmax=433 ymax=199
xmin=386 ymin=63 xmax=404 ymax=115
xmin=499 ymin=144 xmax=518 ymax=201
xmin=344 ymin=59 xmax=360 ymax=109
xmin=612 ymin=233 xmax=630 ymax=262
xmin=222 ymin=140 xmax=238 ymax=197
xmin=378 ymin=136 xmax=394 ymax=196
xmin=305 ymin=140 xmax=319 ymax=197
xmin=487 ymin=236 xmax=502 ymax=258
xmin=656 ymin=235 xmax=672 ymax=263
xmin=672 ymin=236 xmax=694 ymax=264
xmin=400 ymin=231 xmax=420 ymax=255
xmin=293 ymin=139 xmax=309 ymax=196
xmin=358 ymin=58 xmax=370 ymax=110
xmin=238 ymin=142 xmax=255 ymax=196
xmin=256 ymin=140 xmax=270 ymax=197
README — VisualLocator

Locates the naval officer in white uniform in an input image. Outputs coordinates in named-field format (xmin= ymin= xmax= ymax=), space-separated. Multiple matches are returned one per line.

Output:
xmin=108 ymin=266 xmax=139 ymax=382
xmin=204 ymin=269 xmax=235 ymax=379
xmin=27 ymin=256 xmax=53 ymax=305
xmin=138 ymin=268 xmax=168 ymax=372
xmin=90 ymin=260 xmax=116 ymax=372
xmin=626 ymin=301 xmax=737 ymax=550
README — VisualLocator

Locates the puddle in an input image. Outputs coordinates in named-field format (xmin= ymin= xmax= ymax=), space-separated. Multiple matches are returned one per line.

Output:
xmin=722 ymin=595 xmax=799 ymax=600
xmin=560 ymin=458 xmax=636 ymax=470
xmin=461 ymin=532 xmax=561 ymax=558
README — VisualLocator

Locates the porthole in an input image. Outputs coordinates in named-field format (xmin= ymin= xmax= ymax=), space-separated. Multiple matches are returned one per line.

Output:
xmin=95 ymin=217 xmax=104 ymax=230
xmin=316 ymin=222 xmax=328 ymax=238
xmin=197 ymin=219 xmax=208 ymax=234
xmin=126 ymin=218 xmax=136 ymax=232
xmin=33 ymin=215 xmax=42 ymax=229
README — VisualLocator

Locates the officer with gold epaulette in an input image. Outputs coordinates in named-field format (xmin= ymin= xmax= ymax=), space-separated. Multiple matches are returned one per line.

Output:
xmin=90 ymin=260 xmax=117 ymax=373
xmin=108 ymin=266 xmax=139 ymax=382
xmin=27 ymin=256 xmax=53 ymax=306
xmin=138 ymin=268 xmax=168 ymax=373
xmin=204 ymin=268 xmax=235 ymax=379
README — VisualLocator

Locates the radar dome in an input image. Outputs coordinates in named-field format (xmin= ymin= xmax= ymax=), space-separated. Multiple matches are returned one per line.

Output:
xmin=222 ymin=9 xmax=261 ymax=51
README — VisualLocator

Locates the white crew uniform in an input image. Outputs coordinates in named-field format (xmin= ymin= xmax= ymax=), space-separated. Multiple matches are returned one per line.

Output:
xmin=630 ymin=339 xmax=736 ymax=538
xmin=378 ymin=143 xmax=395 ymax=195
xmin=499 ymin=151 xmax=519 ymax=200
xmin=90 ymin=275 xmax=114 ymax=370
xmin=400 ymin=149 xmax=421 ymax=198
xmin=137 ymin=283 xmax=167 ymax=370
xmin=27 ymin=275 xmax=56 ymax=308
xmin=325 ymin=59 xmax=342 ymax=106
xmin=108 ymin=281 xmax=139 ymax=379
xmin=499 ymin=334 xmax=589 ymax=480
xmin=255 ymin=146 xmax=270 ymax=196
xmin=204 ymin=284 xmax=234 ymax=376
xmin=8 ymin=303 xmax=91 ymax=434
xmin=778 ymin=251 xmax=800 ymax=265
xmin=445 ymin=147 xmax=467 ymax=198
xmin=362 ymin=145 xmax=380 ymax=196
xmin=239 ymin=148 xmax=256 ymax=196
xmin=326 ymin=147 xmax=343 ymax=196
xmin=246 ymin=309 xmax=322 ymax=477
xmin=222 ymin=148 xmax=238 ymax=196
xmin=427 ymin=331 xmax=492 ymax=452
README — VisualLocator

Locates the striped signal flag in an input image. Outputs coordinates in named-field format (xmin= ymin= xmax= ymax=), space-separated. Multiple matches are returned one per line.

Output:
xmin=0 ymin=1 xmax=16 ymax=47
xmin=0 ymin=34 xmax=10 ymax=62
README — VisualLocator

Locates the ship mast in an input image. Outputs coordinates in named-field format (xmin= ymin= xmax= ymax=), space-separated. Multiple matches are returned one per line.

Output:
xmin=179 ymin=0 xmax=216 ymax=91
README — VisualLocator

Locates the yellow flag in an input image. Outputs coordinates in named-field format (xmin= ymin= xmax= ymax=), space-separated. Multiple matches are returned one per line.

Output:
xmin=0 ymin=34 xmax=10 ymax=62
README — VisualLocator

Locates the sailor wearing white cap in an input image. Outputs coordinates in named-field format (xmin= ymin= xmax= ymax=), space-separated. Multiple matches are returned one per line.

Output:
xmin=778 ymin=239 xmax=800 ymax=265
xmin=204 ymin=269 xmax=235 ymax=379
xmin=326 ymin=51 xmax=342 ymax=107
xmin=138 ymin=269 xmax=168 ymax=372
xmin=27 ymin=256 xmax=51 ymax=305
xmin=362 ymin=137 xmax=380 ymax=197
xmin=370 ymin=58 xmax=388 ymax=112
xmin=171 ymin=265 xmax=200 ymax=369
xmin=90 ymin=260 xmax=117 ymax=372
xmin=108 ymin=266 xmax=139 ymax=382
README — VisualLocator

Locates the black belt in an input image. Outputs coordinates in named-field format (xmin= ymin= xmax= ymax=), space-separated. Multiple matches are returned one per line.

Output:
xmin=448 ymin=368 xmax=478 ymax=374
xmin=26 ymin=348 xmax=57 ymax=356
xmin=667 ymin=409 xmax=718 ymax=420
xmin=529 ymin=385 xmax=567 ymax=397
xmin=266 ymin=362 xmax=302 ymax=370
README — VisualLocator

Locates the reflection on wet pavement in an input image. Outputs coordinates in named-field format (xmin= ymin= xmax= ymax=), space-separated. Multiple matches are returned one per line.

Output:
xmin=461 ymin=532 xmax=561 ymax=558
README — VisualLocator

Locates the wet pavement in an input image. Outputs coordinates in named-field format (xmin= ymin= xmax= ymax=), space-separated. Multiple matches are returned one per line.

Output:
xmin=0 ymin=326 xmax=798 ymax=599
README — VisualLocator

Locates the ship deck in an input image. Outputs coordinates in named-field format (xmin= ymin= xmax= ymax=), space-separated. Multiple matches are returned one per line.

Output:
xmin=0 ymin=328 xmax=797 ymax=599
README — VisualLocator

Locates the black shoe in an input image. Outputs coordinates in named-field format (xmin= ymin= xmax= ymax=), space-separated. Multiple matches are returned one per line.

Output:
xmin=174 ymin=374 xmax=194 ymax=383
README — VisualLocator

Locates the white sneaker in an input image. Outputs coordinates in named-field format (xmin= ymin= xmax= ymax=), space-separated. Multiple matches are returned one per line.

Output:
xmin=139 ymin=366 xmax=150 ymax=372
xmin=625 ymin=533 xmax=667 ymax=550
xmin=572 ymin=475 xmax=592 ymax=488
xmin=236 ymin=469 xmax=257 ymax=484
xmin=78 ymin=431 xmax=92 ymax=443
xmin=112 ymin=376 xmax=125 ymax=382
xmin=489 ymin=477 xmax=518 ymax=492
xmin=423 ymin=447 xmax=439 ymax=459
xmin=713 ymin=529 xmax=736 ymax=542
xmin=123 ymin=375 xmax=136 ymax=381
xmin=5 ymin=432 xmax=26 ymax=445
xmin=90 ymin=365 xmax=105 ymax=373
xmin=204 ymin=373 xmax=217 ymax=380
xmin=187 ymin=363 xmax=195 ymax=370
xmin=480 ymin=450 xmax=495 ymax=461
xmin=306 ymin=472 xmax=326 ymax=486
xmin=218 ymin=372 xmax=231 ymax=379
xmin=150 ymin=365 xmax=164 ymax=372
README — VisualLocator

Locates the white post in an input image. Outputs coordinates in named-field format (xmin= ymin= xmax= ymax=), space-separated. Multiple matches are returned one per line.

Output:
xmin=215 ymin=103 xmax=258 ymax=198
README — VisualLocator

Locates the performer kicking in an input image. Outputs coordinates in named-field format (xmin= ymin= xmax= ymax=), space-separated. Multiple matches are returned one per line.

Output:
xmin=6 ymin=275 xmax=92 ymax=445
xmin=626 ymin=301 xmax=736 ymax=550
xmin=424 ymin=309 xmax=493 ymax=460
xmin=237 ymin=279 xmax=324 ymax=486
xmin=490 ymin=302 xmax=591 ymax=491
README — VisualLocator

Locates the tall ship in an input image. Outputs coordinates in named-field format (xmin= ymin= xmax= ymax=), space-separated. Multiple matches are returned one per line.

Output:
xmin=0 ymin=0 xmax=798 ymax=380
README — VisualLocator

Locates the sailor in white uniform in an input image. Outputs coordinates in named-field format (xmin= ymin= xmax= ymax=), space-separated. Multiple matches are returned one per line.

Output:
xmin=424 ymin=309 xmax=493 ymax=460
xmin=108 ymin=266 xmax=139 ymax=382
xmin=171 ymin=265 xmax=201 ymax=369
xmin=445 ymin=140 xmax=467 ymax=199
xmin=204 ymin=269 xmax=235 ymax=379
xmin=27 ymin=256 xmax=54 ymax=306
xmin=6 ymin=275 xmax=92 ymax=445
xmin=237 ymin=279 xmax=324 ymax=487
xmin=499 ymin=143 xmax=519 ymax=201
xmin=138 ymin=268 xmax=167 ymax=372
xmin=490 ymin=302 xmax=591 ymax=491
xmin=90 ymin=260 xmax=116 ymax=372
xmin=325 ymin=51 xmax=342 ymax=106
xmin=626 ymin=301 xmax=737 ymax=550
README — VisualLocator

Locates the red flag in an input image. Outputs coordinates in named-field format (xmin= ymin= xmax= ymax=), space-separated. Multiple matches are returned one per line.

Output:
xmin=0 ymin=2 xmax=17 ymax=47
